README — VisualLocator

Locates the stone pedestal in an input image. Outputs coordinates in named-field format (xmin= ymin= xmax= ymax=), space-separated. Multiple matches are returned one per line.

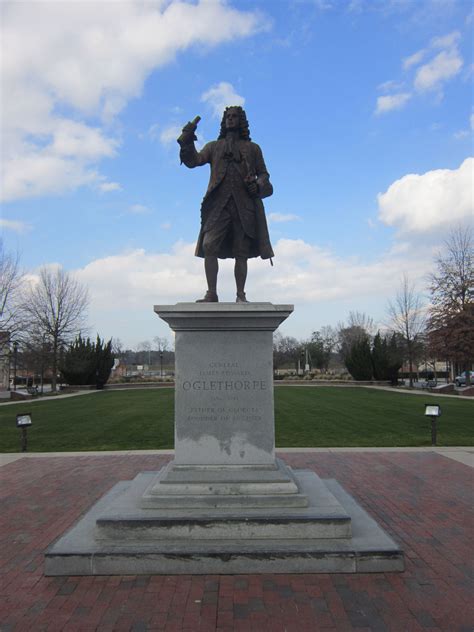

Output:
xmin=160 ymin=303 xmax=290 ymax=467
xmin=45 ymin=303 xmax=403 ymax=575
xmin=144 ymin=304 xmax=309 ymax=510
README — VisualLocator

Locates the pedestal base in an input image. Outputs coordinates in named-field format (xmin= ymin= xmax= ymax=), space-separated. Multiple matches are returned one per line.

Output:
xmin=44 ymin=303 xmax=403 ymax=575
xmin=141 ymin=458 xmax=310 ymax=509
xmin=45 ymin=468 xmax=403 ymax=575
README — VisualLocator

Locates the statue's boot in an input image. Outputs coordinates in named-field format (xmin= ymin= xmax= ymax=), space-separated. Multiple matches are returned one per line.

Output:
xmin=196 ymin=291 xmax=218 ymax=303
xmin=236 ymin=292 xmax=248 ymax=303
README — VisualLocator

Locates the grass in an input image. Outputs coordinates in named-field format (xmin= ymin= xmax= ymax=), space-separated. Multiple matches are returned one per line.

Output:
xmin=0 ymin=387 xmax=472 ymax=453
xmin=274 ymin=387 xmax=473 ymax=447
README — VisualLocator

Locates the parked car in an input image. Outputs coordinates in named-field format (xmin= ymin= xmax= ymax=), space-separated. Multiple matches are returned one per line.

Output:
xmin=454 ymin=371 xmax=474 ymax=386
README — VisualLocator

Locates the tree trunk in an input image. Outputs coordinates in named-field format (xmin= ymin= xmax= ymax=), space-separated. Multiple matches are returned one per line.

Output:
xmin=51 ymin=339 xmax=58 ymax=392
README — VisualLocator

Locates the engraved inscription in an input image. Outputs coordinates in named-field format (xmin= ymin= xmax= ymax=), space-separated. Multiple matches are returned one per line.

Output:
xmin=182 ymin=379 xmax=266 ymax=391
xmin=185 ymin=405 xmax=263 ymax=424
xmin=180 ymin=360 xmax=266 ymax=425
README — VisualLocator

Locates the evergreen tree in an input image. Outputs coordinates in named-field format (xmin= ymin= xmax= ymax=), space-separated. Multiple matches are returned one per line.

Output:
xmin=370 ymin=332 xmax=404 ymax=384
xmin=60 ymin=334 xmax=114 ymax=388
xmin=344 ymin=335 xmax=373 ymax=381
xmin=95 ymin=335 xmax=114 ymax=389
xmin=371 ymin=332 xmax=389 ymax=380
xmin=386 ymin=333 xmax=404 ymax=385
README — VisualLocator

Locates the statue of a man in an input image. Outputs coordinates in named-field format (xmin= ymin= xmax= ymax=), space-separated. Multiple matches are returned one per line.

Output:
xmin=177 ymin=106 xmax=274 ymax=303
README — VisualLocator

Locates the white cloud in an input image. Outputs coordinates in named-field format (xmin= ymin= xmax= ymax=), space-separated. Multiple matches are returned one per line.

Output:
xmin=403 ymin=49 xmax=426 ymax=70
xmin=414 ymin=48 xmax=463 ymax=92
xmin=128 ymin=204 xmax=151 ymax=215
xmin=453 ymin=130 xmax=469 ymax=140
xmin=1 ymin=1 xmax=267 ymax=201
xmin=0 ymin=218 xmax=32 ymax=234
xmin=378 ymin=30 xmax=463 ymax=114
xmin=2 ymin=150 xmax=102 ymax=201
xmin=98 ymin=181 xmax=122 ymax=193
xmin=147 ymin=124 xmax=161 ymax=142
xmin=1 ymin=119 xmax=122 ymax=199
xmin=268 ymin=213 xmax=301 ymax=223
xmin=159 ymin=125 xmax=183 ymax=146
xmin=471 ymin=112 xmax=474 ymax=130
xmin=377 ymin=79 xmax=404 ymax=92
xmin=201 ymin=82 xmax=245 ymax=118
xmin=377 ymin=157 xmax=473 ymax=233
xmin=431 ymin=31 xmax=461 ymax=50
xmin=74 ymin=236 xmax=437 ymax=346
xmin=160 ymin=222 xmax=172 ymax=230
xmin=375 ymin=93 xmax=412 ymax=114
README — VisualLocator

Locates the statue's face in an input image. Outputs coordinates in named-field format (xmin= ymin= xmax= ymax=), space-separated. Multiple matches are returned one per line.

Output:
xmin=225 ymin=108 xmax=239 ymax=131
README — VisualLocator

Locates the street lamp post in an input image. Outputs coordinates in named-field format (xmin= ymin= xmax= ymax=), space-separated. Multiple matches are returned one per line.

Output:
xmin=160 ymin=350 xmax=163 ymax=378
xmin=425 ymin=404 xmax=441 ymax=446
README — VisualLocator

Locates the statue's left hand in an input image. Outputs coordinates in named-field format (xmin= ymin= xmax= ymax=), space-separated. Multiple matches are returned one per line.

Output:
xmin=246 ymin=180 xmax=259 ymax=197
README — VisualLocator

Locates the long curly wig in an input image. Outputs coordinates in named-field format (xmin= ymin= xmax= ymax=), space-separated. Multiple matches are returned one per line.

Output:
xmin=218 ymin=106 xmax=251 ymax=141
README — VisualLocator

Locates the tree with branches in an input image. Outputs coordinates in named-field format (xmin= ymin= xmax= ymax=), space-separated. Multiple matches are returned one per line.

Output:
xmin=337 ymin=312 xmax=375 ymax=365
xmin=0 ymin=240 xmax=24 ymax=337
xmin=21 ymin=267 xmax=89 ymax=391
xmin=309 ymin=326 xmax=337 ymax=372
xmin=273 ymin=333 xmax=300 ymax=373
xmin=427 ymin=225 xmax=473 ymax=383
xmin=387 ymin=274 xmax=425 ymax=387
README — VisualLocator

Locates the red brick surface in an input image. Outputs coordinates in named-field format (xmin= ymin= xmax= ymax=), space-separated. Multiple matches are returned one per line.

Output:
xmin=0 ymin=452 xmax=472 ymax=631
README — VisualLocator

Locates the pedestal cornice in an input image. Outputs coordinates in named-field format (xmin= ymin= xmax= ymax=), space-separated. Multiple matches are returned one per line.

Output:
xmin=154 ymin=302 xmax=294 ymax=332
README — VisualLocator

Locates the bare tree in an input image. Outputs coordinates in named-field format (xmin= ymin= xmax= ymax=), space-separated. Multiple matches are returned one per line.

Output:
xmin=136 ymin=340 xmax=152 ymax=366
xmin=21 ymin=267 xmax=89 ymax=391
xmin=387 ymin=274 xmax=425 ymax=387
xmin=111 ymin=337 xmax=124 ymax=356
xmin=309 ymin=326 xmax=337 ymax=372
xmin=153 ymin=336 xmax=169 ymax=352
xmin=337 ymin=312 xmax=375 ymax=362
xmin=347 ymin=311 xmax=376 ymax=336
xmin=0 ymin=240 xmax=24 ymax=337
xmin=429 ymin=225 xmax=473 ymax=314
xmin=427 ymin=225 xmax=473 ymax=382
xmin=273 ymin=332 xmax=300 ymax=372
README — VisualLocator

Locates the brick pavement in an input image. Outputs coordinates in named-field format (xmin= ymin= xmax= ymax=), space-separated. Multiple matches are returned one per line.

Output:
xmin=0 ymin=452 xmax=472 ymax=631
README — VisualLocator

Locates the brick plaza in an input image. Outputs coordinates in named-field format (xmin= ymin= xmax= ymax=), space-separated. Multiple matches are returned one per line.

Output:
xmin=0 ymin=450 xmax=472 ymax=631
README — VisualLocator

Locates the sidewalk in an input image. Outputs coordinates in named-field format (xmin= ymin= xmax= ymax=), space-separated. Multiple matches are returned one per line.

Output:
xmin=1 ymin=450 xmax=473 ymax=631
xmin=1 ymin=446 xmax=473 ymax=468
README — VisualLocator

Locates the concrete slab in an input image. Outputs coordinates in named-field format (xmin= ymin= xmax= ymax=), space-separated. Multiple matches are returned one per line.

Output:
xmin=45 ymin=470 xmax=403 ymax=575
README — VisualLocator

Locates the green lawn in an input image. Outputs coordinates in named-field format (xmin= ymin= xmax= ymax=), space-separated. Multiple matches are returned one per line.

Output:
xmin=0 ymin=387 xmax=472 ymax=452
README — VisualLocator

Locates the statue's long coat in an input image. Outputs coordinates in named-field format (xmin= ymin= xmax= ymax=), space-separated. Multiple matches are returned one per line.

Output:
xmin=180 ymin=138 xmax=274 ymax=260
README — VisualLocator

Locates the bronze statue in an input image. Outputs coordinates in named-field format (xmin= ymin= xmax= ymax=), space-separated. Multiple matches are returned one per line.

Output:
xmin=178 ymin=106 xmax=274 ymax=303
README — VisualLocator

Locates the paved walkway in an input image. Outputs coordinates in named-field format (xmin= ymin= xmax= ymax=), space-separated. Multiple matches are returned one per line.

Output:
xmin=1 ymin=450 xmax=473 ymax=631
xmin=1 ymin=446 xmax=473 ymax=468
xmin=2 ymin=383 xmax=473 ymax=407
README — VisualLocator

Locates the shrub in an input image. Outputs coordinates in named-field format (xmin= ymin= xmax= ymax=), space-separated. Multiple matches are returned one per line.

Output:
xmin=344 ymin=336 xmax=373 ymax=381
xmin=60 ymin=335 xmax=115 ymax=388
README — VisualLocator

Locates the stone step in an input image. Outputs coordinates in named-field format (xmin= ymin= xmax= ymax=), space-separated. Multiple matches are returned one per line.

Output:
xmin=141 ymin=459 xmax=313 ymax=508
xmin=45 ymin=474 xmax=404 ymax=575
xmin=96 ymin=512 xmax=351 ymax=541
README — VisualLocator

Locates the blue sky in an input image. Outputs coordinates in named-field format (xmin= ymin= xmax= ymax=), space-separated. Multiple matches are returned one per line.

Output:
xmin=1 ymin=0 xmax=473 ymax=348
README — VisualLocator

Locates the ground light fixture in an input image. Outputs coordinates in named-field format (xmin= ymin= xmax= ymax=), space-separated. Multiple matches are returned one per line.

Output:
xmin=16 ymin=413 xmax=32 ymax=452
xmin=425 ymin=404 xmax=441 ymax=446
